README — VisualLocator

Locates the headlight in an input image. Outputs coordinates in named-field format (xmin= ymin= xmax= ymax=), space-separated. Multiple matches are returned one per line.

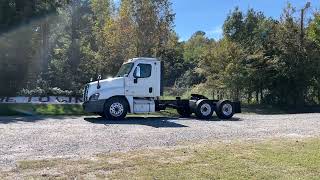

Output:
xmin=89 ymin=93 xmax=100 ymax=101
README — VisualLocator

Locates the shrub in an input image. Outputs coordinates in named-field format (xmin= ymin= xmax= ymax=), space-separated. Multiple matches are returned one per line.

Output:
xmin=17 ymin=87 xmax=82 ymax=96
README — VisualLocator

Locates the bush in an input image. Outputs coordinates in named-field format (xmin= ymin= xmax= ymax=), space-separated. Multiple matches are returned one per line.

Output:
xmin=180 ymin=83 xmax=223 ymax=99
xmin=48 ymin=87 xmax=73 ymax=96
xmin=175 ymin=69 xmax=205 ymax=88
xmin=18 ymin=87 xmax=46 ymax=96
xmin=17 ymin=87 xmax=82 ymax=96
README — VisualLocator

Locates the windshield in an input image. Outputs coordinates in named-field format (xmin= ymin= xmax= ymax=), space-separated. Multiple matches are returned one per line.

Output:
xmin=116 ymin=63 xmax=134 ymax=77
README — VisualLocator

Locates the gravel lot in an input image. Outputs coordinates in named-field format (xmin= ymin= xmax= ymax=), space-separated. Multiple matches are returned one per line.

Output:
xmin=1 ymin=113 xmax=320 ymax=170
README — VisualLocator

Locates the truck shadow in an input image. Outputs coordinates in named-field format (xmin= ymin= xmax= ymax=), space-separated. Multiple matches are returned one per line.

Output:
xmin=198 ymin=116 xmax=242 ymax=122
xmin=84 ymin=116 xmax=189 ymax=128
xmin=84 ymin=116 xmax=242 ymax=128
xmin=0 ymin=115 xmax=77 ymax=124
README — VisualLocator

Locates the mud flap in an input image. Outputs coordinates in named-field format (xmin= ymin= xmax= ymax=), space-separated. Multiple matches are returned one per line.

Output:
xmin=233 ymin=101 xmax=241 ymax=113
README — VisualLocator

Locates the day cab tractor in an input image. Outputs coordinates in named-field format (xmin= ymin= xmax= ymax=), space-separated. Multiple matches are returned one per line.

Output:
xmin=82 ymin=57 xmax=241 ymax=120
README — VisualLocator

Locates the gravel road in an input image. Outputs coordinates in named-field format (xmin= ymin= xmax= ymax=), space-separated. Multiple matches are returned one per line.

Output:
xmin=1 ymin=113 xmax=320 ymax=170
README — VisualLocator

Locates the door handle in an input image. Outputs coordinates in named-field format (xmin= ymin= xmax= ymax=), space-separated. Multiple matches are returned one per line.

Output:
xmin=149 ymin=87 xmax=153 ymax=93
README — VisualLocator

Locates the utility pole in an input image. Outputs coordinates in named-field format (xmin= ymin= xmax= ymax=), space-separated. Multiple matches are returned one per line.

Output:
xmin=300 ymin=2 xmax=311 ymax=46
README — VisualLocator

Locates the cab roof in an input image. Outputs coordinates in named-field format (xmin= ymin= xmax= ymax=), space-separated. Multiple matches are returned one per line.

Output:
xmin=127 ymin=57 xmax=159 ymax=63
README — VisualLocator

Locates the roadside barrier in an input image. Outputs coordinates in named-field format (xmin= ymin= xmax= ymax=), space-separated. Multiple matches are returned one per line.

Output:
xmin=0 ymin=97 xmax=83 ymax=104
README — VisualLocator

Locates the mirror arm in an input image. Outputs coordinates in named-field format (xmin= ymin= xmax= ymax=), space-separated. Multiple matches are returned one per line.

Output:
xmin=97 ymin=75 xmax=101 ymax=89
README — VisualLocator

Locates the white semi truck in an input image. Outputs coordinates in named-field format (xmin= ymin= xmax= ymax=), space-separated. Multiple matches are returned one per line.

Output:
xmin=82 ymin=57 xmax=241 ymax=120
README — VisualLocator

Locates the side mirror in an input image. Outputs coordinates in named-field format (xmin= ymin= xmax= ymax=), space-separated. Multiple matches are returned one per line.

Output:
xmin=97 ymin=75 xmax=102 ymax=89
xmin=134 ymin=66 xmax=141 ymax=78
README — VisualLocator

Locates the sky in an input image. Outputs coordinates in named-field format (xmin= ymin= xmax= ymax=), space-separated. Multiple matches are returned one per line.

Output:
xmin=171 ymin=0 xmax=320 ymax=41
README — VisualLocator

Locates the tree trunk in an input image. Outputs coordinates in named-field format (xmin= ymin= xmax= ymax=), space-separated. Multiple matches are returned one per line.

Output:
xmin=70 ymin=0 xmax=81 ymax=72
xmin=255 ymin=90 xmax=259 ymax=104
xmin=318 ymin=89 xmax=320 ymax=104
xmin=212 ymin=90 xmax=215 ymax=100
xmin=260 ymin=87 xmax=263 ymax=104
xmin=41 ymin=18 xmax=49 ymax=73
xmin=235 ymin=87 xmax=240 ymax=101
xmin=247 ymin=92 xmax=252 ymax=104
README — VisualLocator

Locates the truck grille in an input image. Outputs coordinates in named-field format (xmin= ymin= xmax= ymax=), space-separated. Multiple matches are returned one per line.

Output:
xmin=83 ymin=84 xmax=89 ymax=101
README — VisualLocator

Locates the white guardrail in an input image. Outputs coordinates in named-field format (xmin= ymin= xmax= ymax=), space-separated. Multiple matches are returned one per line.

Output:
xmin=0 ymin=97 xmax=83 ymax=104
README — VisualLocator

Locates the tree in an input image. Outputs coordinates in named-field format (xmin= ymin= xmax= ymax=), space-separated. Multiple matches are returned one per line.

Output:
xmin=183 ymin=31 xmax=211 ymax=64
xmin=132 ymin=0 xmax=174 ymax=57
xmin=101 ymin=0 xmax=136 ymax=76
xmin=267 ymin=4 xmax=314 ymax=106
xmin=223 ymin=8 xmax=270 ymax=103
xmin=308 ymin=14 xmax=320 ymax=46
xmin=198 ymin=39 xmax=246 ymax=101
xmin=158 ymin=32 xmax=187 ymax=87
xmin=0 ymin=0 xmax=66 ymax=95
xmin=101 ymin=0 xmax=174 ymax=76
xmin=307 ymin=13 xmax=320 ymax=103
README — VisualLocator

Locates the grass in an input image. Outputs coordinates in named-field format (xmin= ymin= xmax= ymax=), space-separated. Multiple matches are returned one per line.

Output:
xmin=1 ymin=138 xmax=320 ymax=179
xmin=241 ymin=104 xmax=288 ymax=114
xmin=0 ymin=103 xmax=179 ymax=117
xmin=0 ymin=101 xmax=317 ymax=116
xmin=0 ymin=104 xmax=86 ymax=116
xmin=242 ymin=104 xmax=320 ymax=114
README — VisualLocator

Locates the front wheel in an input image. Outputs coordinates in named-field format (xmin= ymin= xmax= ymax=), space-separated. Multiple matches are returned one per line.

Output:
xmin=216 ymin=100 xmax=234 ymax=119
xmin=104 ymin=97 xmax=128 ymax=120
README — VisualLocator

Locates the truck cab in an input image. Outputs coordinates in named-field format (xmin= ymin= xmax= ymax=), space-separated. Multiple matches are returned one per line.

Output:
xmin=83 ymin=58 xmax=161 ymax=118
xmin=83 ymin=57 xmax=241 ymax=120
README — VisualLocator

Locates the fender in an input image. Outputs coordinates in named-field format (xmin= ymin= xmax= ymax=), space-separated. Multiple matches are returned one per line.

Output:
xmin=102 ymin=95 xmax=133 ymax=113
xmin=98 ymin=86 xmax=125 ymax=100
xmin=98 ymin=87 xmax=133 ymax=112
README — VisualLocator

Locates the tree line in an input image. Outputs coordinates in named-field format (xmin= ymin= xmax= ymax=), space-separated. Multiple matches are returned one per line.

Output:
xmin=0 ymin=1 xmax=320 ymax=106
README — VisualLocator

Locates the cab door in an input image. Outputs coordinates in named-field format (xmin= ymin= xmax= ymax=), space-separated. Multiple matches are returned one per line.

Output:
xmin=125 ymin=62 xmax=156 ymax=97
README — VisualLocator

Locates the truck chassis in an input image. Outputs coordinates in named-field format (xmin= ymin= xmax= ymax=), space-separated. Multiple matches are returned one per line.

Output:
xmin=155 ymin=94 xmax=241 ymax=119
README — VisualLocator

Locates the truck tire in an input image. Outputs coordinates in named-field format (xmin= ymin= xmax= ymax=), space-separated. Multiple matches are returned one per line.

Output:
xmin=177 ymin=108 xmax=192 ymax=117
xmin=216 ymin=100 xmax=234 ymax=119
xmin=195 ymin=100 xmax=214 ymax=119
xmin=104 ymin=97 xmax=128 ymax=120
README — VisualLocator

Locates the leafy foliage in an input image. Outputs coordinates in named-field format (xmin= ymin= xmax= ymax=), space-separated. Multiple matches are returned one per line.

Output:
xmin=0 ymin=1 xmax=320 ymax=106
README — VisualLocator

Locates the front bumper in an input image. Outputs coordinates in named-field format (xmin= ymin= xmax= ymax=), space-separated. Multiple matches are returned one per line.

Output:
xmin=82 ymin=100 xmax=105 ymax=113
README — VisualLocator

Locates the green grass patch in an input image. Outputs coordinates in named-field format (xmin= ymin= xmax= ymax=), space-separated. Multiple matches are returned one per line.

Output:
xmin=0 ymin=104 xmax=86 ymax=116
xmin=0 ymin=101 xmax=308 ymax=116
xmin=241 ymin=104 xmax=288 ymax=114
xmin=241 ymin=104 xmax=320 ymax=114
xmin=0 ymin=103 xmax=288 ymax=116
xmin=0 ymin=103 xmax=178 ymax=117
xmin=2 ymin=138 xmax=320 ymax=179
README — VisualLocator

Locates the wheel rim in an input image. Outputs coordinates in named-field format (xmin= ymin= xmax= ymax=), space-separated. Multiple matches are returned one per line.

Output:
xmin=109 ymin=102 xmax=124 ymax=117
xmin=222 ymin=103 xmax=233 ymax=116
xmin=200 ymin=103 xmax=212 ymax=116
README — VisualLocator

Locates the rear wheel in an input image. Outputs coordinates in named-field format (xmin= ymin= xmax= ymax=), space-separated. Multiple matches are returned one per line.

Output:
xmin=104 ymin=97 xmax=128 ymax=120
xmin=216 ymin=100 xmax=234 ymax=119
xmin=195 ymin=100 xmax=214 ymax=119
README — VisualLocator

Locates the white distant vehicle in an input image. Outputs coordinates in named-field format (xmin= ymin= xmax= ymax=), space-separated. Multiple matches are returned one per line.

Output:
xmin=82 ymin=57 xmax=241 ymax=120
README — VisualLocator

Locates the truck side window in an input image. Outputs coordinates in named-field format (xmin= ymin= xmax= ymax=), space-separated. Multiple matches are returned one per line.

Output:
xmin=136 ymin=64 xmax=152 ymax=78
